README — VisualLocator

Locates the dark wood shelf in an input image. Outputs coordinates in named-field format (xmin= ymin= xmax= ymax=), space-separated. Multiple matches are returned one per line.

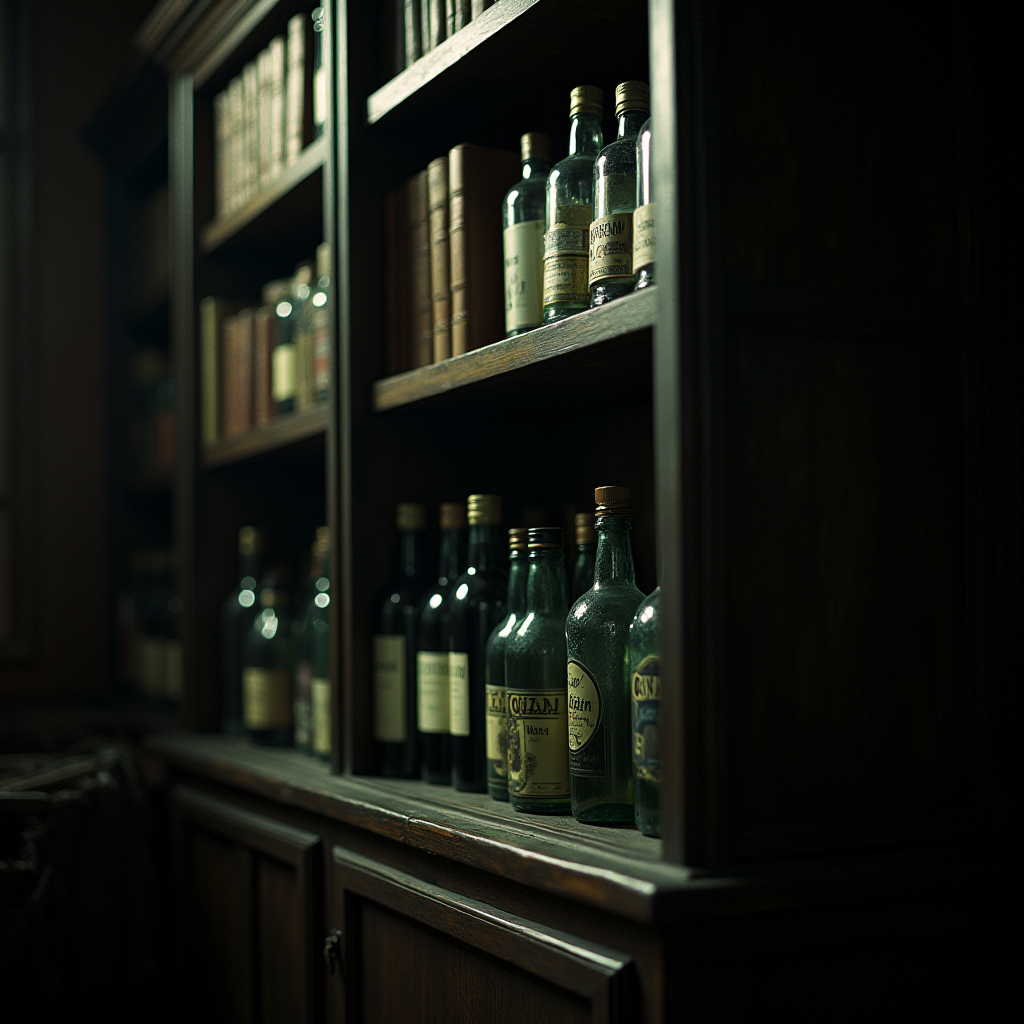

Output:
xmin=372 ymin=286 xmax=656 ymax=413
xmin=200 ymin=137 xmax=326 ymax=256
xmin=129 ymin=466 xmax=174 ymax=495
xmin=202 ymin=404 xmax=328 ymax=468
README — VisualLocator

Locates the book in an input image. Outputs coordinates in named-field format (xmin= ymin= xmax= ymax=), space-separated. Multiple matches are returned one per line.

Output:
xmin=213 ymin=91 xmax=228 ymax=217
xmin=199 ymin=296 xmax=244 ymax=445
xmin=420 ymin=0 xmax=432 ymax=54
xmin=253 ymin=305 xmax=276 ymax=426
xmin=226 ymin=76 xmax=244 ymax=215
xmin=471 ymin=0 xmax=492 ymax=16
xmin=403 ymin=0 xmax=421 ymax=67
xmin=286 ymin=14 xmax=306 ymax=164
xmin=407 ymin=170 xmax=433 ymax=368
xmin=452 ymin=0 xmax=471 ymax=32
xmin=258 ymin=48 xmax=272 ymax=186
xmin=224 ymin=308 xmax=255 ymax=437
xmin=268 ymin=36 xmax=286 ymax=179
xmin=448 ymin=144 xmax=520 ymax=356
xmin=427 ymin=156 xmax=451 ymax=362
xmin=386 ymin=188 xmax=409 ymax=375
xmin=427 ymin=0 xmax=446 ymax=48
xmin=243 ymin=59 xmax=259 ymax=203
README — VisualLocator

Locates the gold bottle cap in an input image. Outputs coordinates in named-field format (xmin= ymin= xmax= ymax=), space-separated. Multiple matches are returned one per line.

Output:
xmin=439 ymin=502 xmax=467 ymax=530
xmin=467 ymin=493 xmax=502 ymax=526
xmin=520 ymin=132 xmax=550 ymax=163
xmin=528 ymin=526 xmax=563 ymax=550
xmin=570 ymin=85 xmax=603 ymax=117
xmin=239 ymin=526 xmax=265 ymax=557
xmin=508 ymin=527 xmax=529 ymax=550
xmin=315 ymin=242 xmax=331 ymax=280
xmin=315 ymin=525 xmax=330 ymax=545
xmin=595 ymin=485 xmax=631 ymax=517
xmin=574 ymin=512 xmax=596 ymax=545
xmin=396 ymin=503 xmax=426 ymax=531
xmin=615 ymin=81 xmax=650 ymax=116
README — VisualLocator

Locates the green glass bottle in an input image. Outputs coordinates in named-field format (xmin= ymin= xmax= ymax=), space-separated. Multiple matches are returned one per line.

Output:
xmin=633 ymin=116 xmax=655 ymax=290
xmin=416 ymin=501 xmax=467 ymax=783
xmin=242 ymin=574 xmax=293 ymax=747
xmin=311 ymin=243 xmax=332 ymax=404
xmin=565 ymin=486 xmax=644 ymax=823
xmin=483 ymin=527 xmax=529 ymax=800
xmin=309 ymin=530 xmax=332 ymax=762
xmin=292 ymin=534 xmax=323 ymax=754
xmin=589 ymin=81 xmax=650 ymax=308
xmin=506 ymin=527 xmax=571 ymax=815
xmin=629 ymin=585 xmax=661 ymax=835
xmin=570 ymin=512 xmax=596 ymax=604
xmin=542 ymin=86 xmax=604 ymax=324
xmin=503 ymin=133 xmax=550 ymax=338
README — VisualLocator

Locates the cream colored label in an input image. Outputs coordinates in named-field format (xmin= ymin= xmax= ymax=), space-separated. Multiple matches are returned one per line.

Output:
xmin=507 ymin=688 xmax=570 ymax=800
xmin=503 ymin=220 xmax=544 ymax=332
xmin=243 ymin=667 xmax=292 ymax=729
xmin=417 ymin=651 xmax=450 ymax=734
xmin=272 ymin=343 xmax=297 ymax=401
xmin=372 ymin=635 xmax=407 ymax=742
xmin=543 ymin=224 xmax=590 ymax=306
xmin=588 ymin=212 xmax=633 ymax=286
xmin=485 ymin=683 xmax=507 ymax=769
xmin=449 ymin=651 xmax=471 ymax=737
xmin=633 ymin=202 xmax=656 ymax=269
xmin=567 ymin=660 xmax=602 ymax=752
xmin=312 ymin=677 xmax=331 ymax=755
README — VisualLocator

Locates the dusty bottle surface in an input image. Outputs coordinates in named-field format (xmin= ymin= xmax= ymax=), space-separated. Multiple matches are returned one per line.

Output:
xmin=503 ymin=133 xmax=550 ymax=337
xmin=629 ymin=585 xmax=661 ymax=835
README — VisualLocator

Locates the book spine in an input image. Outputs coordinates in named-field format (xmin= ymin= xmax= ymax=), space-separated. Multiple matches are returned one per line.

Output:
xmin=403 ymin=0 xmax=421 ymax=66
xmin=213 ymin=92 xmax=226 ymax=219
xmin=199 ymin=297 xmax=220 ymax=445
xmin=386 ymin=189 xmax=409 ymax=376
xmin=236 ymin=308 xmax=255 ymax=432
xmin=428 ymin=0 xmax=445 ymax=47
xmin=420 ymin=0 xmax=432 ymax=54
xmin=471 ymin=0 xmax=492 ymax=17
xmin=221 ymin=314 xmax=239 ymax=437
xmin=269 ymin=36 xmax=286 ymax=178
xmin=286 ymin=15 xmax=305 ymax=164
xmin=227 ymin=77 xmax=243 ymax=214
xmin=448 ymin=145 xmax=468 ymax=357
xmin=254 ymin=305 xmax=275 ymax=425
xmin=428 ymin=156 xmax=451 ymax=363
xmin=243 ymin=60 xmax=259 ymax=202
xmin=455 ymin=0 xmax=472 ymax=30
xmin=407 ymin=171 xmax=433 ymax=368
xmin=445 ymin=0 xmax=455 ymax=35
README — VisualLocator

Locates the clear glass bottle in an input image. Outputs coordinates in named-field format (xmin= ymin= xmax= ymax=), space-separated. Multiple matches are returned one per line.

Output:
xmin=416 ymin=501 xmax=468 ymax=783
xmin=293 ymin=261 xmax=315 ymax=411
xmin=589 ymin=81 xmax=650 ymax=308
xmin=449 ymin=494 xmax=507 ymax=792
xmin=242 ymin=574 xmax=293 ymax=747
xmin=293 ymin=528 xmax=330 ymax=754
xmin=570 ymin=512 xmax=597 ymax=604
xmin=221 ymin=529 xmax=266 ymax=730
xmin=629 ymin=585 xmax=661 ymax=836
xmin=503 ymin=133 xmax=550 ymax=337
xmin=272 ymin=280 xmax=298 ymax=414
xmin=542 ymin=86 xmax=604 ymax=324
xmin=506 ymin=528 xmax=571 ymax=815
xmin=374 ymin=503 xmax=430 ymax=777
xmin=311 ymin=243 xmax=331 ymax=403
xmin=565 ymin=486 xmax=645 ymax=823
xmin=483 ymin=527 xmax=529 ymax=801
xmin=633 ymin=117 xmax=655 ymax=290
xmin=309 ymin=529 xmax=332 ymax=762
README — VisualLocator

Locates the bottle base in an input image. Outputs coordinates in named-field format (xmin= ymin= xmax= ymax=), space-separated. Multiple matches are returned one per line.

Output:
xmin=543 ymin=302 xmax=588 ymax=325
xmin=572 ymin=802 xmax=634 ymax=825
xmin=487 ymin=785 xmax=509 ymax=802
xmin=510 ymin=799 xmax=570 ymax=815
xmin=590 ymin=280 xmax=635 ymax=308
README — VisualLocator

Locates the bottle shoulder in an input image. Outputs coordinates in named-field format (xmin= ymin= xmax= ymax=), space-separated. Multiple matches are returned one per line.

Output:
xmin=567 ymin=583 xmax=645 ymax=632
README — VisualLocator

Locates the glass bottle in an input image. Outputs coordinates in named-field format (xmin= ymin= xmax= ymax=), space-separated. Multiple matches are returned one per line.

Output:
xmin=272 ymin=279 xmax=298 ymax=414
xmin=633 ymin=117 xmax=654 ymax=290
xmin=483 ymin=527 xmax=529 ymax=800
xmin=449 ymin=494 xmax=507 ymax=792
xmin=416 ymin=501 xmax=467 ymax=783
xmin=542 ymin=86 xmax=604 ymax=325
xmin=506 ymin=528 xmax=571 ymax=814
xmin=242 ymin=574 xmax=293 ymax=747
xmin=589 ymin=81 xmax=650 ymax=308
xmin=629 ymin=585 xmax=661 ymax=836
xmin=292 ymin=261 xmax=315 ymax=411
xmin=502 ymin=133 xmax=550 ymax=337
xmin=293 ymin=528 xmax=329 ymax=753
xmin=373 ymin=503 xmax=430 ymax=776
xmin=565 ymin=486 xmax=644 ymax=823
xmin=222 ymin=527 xmax=266 ymax=734
xmin=571 ymin=512 xmax=597 ymax=603
xmin=309 ymin=529 xmax=332 ymax=762
xmin=312 ymin=7 xmax=327 ymax=139
xmin=311 ymin=243 xmax=332 ymax=403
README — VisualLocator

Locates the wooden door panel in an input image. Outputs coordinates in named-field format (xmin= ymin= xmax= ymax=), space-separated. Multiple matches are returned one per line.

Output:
xmin=172 ymin=786 xmax=323 ymax=1023
xmin=330 ymin=846 xmax=634 ymax=1024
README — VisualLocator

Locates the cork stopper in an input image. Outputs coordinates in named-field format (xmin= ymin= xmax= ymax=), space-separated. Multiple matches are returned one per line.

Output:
xmin=520 ymin=132 xmax=550 ymax=163
xmin=395 ymin=503 xmax=426 ymax=530
xmin=316 ymin=242 xmax=331 ymax=280
xmin=467 ymin=493 xmax=502 ymax=526
xmin=439 ymin=501 xmax=467 ymax=530
xmin=594 ymin=485 xmax=631 ymax=517
xmin=570 ymin=85 xmax=603 ymax=117
xmin=508 ymin=527 xmax=529 ymax=550
xmin=615 ymin=81 xmax=650 ymax=116
xmin=574 ymin=512 xmax=596 ymax=545
xmin=239 ymin=526 xmax=265 ymax=557
xmin=528 ymin=527 xmax=563 ymax=549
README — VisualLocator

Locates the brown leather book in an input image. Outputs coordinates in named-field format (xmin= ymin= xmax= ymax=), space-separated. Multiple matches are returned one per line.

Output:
xmin=427 ymin=156 xmax=451 ymax=362
xmin=386 ymin=188 xmax=410 ymax=375
xmin=407 ymin=170 xmax=433 ymax=368
xmin=221 ymin=313 xmax=239 ymax=436
xmin=230 ymin=307 xmax=255 ymax=436
xmin=253 ymin=305 xmax=276 ymax=425
xmin=448 ymin=144 xmax=520 ymax=356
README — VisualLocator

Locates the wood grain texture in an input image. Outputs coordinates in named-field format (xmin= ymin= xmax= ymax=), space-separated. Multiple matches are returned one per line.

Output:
xmin=202 ymin=402 xmax=327 ymax=467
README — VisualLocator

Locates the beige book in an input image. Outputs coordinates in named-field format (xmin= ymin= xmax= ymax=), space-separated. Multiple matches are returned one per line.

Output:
xmin=427 ymin=155 xmax=451 ymax=362
xmin=268 ymin=36 xmax=286 ymax=179
xmin=213 ymin=90 xmax=228 ymax=218
xmin=242 ymin=61 xmax=259 ymax=203
xmin=285 ymin=14 xmax=305 ymax=164
xmin=227 ymin=77 xmax=244 ymax=214
xmin=258 ymin=48 xmax=272 ymax=188
xmin=199 ymin=296 xmax=244 ymax=445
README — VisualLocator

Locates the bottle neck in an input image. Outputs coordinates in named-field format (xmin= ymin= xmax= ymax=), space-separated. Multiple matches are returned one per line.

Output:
xmin=525 ymin=549 xmax=568 ymax=615
xmin=437 ymin=527 xmax=464 ymax=586
xmin=507 ymin=550 xmax=529 ymax=616
xmin=239 ymin=553 xmax=263 ymax=584
xmin=397 ymin=529 xmax=425 ymax=579
xmin=617 ymin=108 xmax=647 ymax=141
xmin=467 ymin=523 xmax=505 ymax=571
xmin=593 ymin=517 xmax=636 ymax=586
xmin=568 ymin=112 xmax=603 ymax=157
xmin=521 ymin=157 xmax=550 ymax=181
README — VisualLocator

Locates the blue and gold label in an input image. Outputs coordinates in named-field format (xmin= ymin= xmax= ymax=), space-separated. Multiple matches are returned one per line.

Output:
xmin=631 ymin=655 xmax=661 ymax=782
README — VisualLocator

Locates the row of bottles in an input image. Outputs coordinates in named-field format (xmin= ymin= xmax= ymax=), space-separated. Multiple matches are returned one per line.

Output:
xmin=502 ymin=82 xmax=655 ymax=337
xmin=372 ymin=489 xmax=660 ymax=836
xmin=221 ymin=526 xmax=332 ymax=759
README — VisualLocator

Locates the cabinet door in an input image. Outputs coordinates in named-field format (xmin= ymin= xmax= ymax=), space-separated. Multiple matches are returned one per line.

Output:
xmin=172 ymin=786 xmax=323 ymax=1024
xmin=328 ymin=846 xmax=634 ymax=1024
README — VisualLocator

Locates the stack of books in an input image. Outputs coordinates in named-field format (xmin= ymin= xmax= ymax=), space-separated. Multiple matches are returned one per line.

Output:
xmin=389 ymin=0 xmax=495 ymax=76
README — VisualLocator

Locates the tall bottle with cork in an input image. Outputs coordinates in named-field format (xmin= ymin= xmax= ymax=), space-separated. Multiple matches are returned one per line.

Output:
xmin=243 ymin=573 xmax=293 ymax=747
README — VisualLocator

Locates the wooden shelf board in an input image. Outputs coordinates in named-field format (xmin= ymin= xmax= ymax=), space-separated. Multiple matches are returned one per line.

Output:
xmin=202 ymin=404 xmax=327 ymax=468
xmin=200 ymin=137 xmax=326 ymax=255
xmin=372 ymin=286 xmax=656 ymax=413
